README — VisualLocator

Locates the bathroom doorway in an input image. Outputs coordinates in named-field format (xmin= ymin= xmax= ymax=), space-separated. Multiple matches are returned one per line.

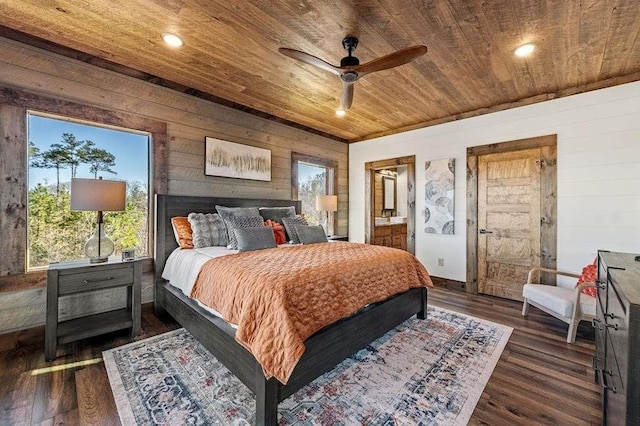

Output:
xmin=364 ymin=156 xmax=416 ymax=254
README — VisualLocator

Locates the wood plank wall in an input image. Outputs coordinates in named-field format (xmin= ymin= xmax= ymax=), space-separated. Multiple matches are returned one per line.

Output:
xmin=0 ymin=37 xmax=348 ymax=334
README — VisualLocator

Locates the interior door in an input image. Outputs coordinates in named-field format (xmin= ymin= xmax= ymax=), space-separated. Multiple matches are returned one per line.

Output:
xmin=477 ymin=148 xmax=542 ymax=301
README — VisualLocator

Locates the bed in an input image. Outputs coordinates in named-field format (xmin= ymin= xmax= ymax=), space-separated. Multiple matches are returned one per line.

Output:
xmin=154 ymin=194 xmax=429 ymax=425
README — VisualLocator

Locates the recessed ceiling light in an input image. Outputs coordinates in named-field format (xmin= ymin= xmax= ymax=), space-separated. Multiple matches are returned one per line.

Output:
xmin=514 ymin=43 xmax=535 ymax=57
xmin=162 ymin=33 xmax=184 ymax=48
xmin=335 ymin=109 xmax=346 ymax=117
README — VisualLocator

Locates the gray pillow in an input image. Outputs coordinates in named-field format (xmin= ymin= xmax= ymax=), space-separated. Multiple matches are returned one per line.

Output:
xmin=295 ymin=225 xmax=328 ymax=245
xmin=215 ymin=205 xmax=261 ymax=241
xmin=281 ymin=216 xmax=308 ymax=244
xmin=259 ymin=206 xmax=296 ymax=223
xmin=234 ymin=227 xmax=276 ymax=252
xmin=224 ymin=215 xmax=265 ymax=249
xmin=187 ymin=213 xmax=228 ymax=248
xmin=215 ymin=205 xmax=261 ymax=221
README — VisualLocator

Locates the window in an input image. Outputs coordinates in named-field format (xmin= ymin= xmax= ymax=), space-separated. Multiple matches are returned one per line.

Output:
xmin=27 ymin=113 xmax=150 ymax=270
xmin=291 ymin=153 xmax=338 ymax=232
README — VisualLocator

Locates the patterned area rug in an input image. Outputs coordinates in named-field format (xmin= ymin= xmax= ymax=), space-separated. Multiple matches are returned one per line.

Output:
xmin=103 ymin=307 xmax=512 ymax=425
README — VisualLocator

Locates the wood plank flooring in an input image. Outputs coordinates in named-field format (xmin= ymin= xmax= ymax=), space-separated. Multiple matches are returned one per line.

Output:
xmin=0 ymin=288 xmax=602 ymax=425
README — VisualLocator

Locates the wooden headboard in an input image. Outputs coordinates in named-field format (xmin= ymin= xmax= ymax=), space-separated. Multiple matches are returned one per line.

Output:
xmin=154 ymin=194 xmax=302 ymax=284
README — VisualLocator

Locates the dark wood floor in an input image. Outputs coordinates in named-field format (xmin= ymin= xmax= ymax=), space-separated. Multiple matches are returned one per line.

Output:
xmin=0 ymin=288 xmax=602 ymax=425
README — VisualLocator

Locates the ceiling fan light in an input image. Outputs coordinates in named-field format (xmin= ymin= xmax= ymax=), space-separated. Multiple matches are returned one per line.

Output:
xmin=335 ymin=109 xmax=346 ymax=117
xmin=162 ymin=33 xmax=184 ymax=48
xmin=514 ymin=43 xmax=535 ymax=57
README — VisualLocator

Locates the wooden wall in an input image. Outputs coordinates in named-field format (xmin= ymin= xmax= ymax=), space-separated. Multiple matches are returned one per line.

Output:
xmin=0 ymin=37 xmax=348 ymax=334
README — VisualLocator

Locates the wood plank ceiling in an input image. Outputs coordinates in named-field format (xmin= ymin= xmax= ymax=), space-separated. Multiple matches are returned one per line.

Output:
xmin=1 ymin=0 xmax=639 ymax=142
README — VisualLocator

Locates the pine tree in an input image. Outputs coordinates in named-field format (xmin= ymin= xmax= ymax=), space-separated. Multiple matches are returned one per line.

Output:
xmin=83 ymin=145 xmax=117 ymax=178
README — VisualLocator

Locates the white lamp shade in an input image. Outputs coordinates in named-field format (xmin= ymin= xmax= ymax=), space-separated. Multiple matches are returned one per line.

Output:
xmin=316 ymin=195 xmax=338 ymax=212
xmin=71 ymin=178 xmax=126 ymax=212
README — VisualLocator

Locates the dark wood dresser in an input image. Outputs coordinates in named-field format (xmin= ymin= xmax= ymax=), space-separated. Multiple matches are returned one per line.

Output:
xmin=595 ymin=251 xmax=640 ymax=425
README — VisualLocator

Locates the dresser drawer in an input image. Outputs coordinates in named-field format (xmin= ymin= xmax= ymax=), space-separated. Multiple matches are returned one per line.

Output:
xmin=607 ymin=282 xmax=630 ymax=392
xmin=605 ymin=329 xmax=628 ymax=426
xmin=58 ymin=265 xmax=134 ymax=295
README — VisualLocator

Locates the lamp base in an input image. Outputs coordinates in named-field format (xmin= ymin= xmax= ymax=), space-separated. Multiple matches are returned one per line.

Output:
xmin=85 ymin=220 xmax=115 ymax=263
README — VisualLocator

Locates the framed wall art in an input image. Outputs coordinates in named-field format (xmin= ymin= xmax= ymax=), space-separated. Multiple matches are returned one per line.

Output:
xmin=204 ymin=137 xmax=271 ymax=181
xmin=424 ymin=158 xmax=455 ymax=234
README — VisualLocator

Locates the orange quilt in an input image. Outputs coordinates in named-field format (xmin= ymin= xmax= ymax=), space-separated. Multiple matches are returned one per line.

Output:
xmin=190 ymin=242 xmax=433 ymax=384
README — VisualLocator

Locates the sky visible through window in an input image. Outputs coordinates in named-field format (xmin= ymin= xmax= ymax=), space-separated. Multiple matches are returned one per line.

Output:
xmin=298 ymin=163 xmax=324 ymax=184
xmin=28 ymin=115 xmax=149 ymax=187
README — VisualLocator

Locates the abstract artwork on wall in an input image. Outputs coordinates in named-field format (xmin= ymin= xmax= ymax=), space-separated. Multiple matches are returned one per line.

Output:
xmin=205 ymin=137 xmax=271 ymax=181
xmin=424 ymin=158 xmax=455 ymax=234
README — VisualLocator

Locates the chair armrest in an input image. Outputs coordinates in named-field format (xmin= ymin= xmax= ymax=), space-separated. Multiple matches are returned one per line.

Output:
xmin=527 ymin=267 xmax=581 ymax=284
xmin=573 ymin=282 xmax=597 ymax=317
xmin=575 ymin=281 xmax=596 ymax=293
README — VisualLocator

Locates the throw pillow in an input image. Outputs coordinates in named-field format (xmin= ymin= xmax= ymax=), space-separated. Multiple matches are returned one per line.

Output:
xmin=295 ymin=225 xmax=328 ymax=245
xmin=215 ymin=205 xmax=262 ymax=241
xmin=215 ymin=205 xmax=261 ymax=221
xmin=576 ymin=259 xmax=597 ymax=297
xmin=187 ymin=213 xmax=228 ymax=248
xmin=170 ymin=216 xmax=194 ymax=249
xmin=224 ymin=215 xmax=265 ymax=249
xmin=234 ymin=227 xmax=277 ymax=252
xmin=264 ymin=220 xmax=287 ymax=245
xmin=259 ymin=206 xmax=296 ymax=224
xmin=281 ymin=216 xmax=309 ymax=244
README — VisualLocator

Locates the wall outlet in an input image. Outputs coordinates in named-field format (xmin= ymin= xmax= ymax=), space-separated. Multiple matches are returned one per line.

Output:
xmin=437 ymin=258 xmax=444 ymax=266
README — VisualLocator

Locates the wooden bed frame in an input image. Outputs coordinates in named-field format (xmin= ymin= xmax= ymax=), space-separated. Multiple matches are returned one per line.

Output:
xmin=154 ymin=194 xmax=428 ymax=425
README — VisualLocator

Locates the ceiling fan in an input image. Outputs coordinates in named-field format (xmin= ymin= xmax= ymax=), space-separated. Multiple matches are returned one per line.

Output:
xmin=279 ymin=36 xmax=427 ymax=114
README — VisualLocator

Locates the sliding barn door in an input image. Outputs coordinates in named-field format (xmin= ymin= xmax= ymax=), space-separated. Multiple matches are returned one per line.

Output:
xmin=477 ymin=148 xmax=542 ymax=301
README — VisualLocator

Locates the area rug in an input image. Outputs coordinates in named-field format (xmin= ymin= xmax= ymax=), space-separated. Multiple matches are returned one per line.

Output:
xmin=103 ymin=306 xmax=512 ymax=425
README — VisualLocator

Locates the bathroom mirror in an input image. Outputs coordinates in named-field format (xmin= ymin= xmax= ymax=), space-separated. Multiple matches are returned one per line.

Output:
xmin=383 ymin=176 xmax=396 ymax=211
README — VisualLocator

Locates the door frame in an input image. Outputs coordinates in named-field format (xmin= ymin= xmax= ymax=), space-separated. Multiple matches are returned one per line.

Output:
xmin=364 ymin=155 xmax=416 ymax=254
xmin=466 ymin=135 xmax=557 ymax=294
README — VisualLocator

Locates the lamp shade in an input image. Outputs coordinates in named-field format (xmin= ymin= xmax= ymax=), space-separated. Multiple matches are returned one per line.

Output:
xmin=316 ymin=195 xmax=338 ymax=212
xmin=71 ymin=178 xmax=126 ymax=212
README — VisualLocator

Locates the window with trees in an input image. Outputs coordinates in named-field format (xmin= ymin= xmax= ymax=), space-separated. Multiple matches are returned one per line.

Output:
xmin=27 ymin=113 xmax=150 ymax=270
xmin=291 ymin=153 xmax=338 ymax=231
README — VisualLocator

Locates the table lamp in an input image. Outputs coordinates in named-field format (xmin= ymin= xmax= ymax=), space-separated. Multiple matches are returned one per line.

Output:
xmin=316 ymin=195 xmax=338 ymax=236
xmin=71 ymin=177 xmax=126 ymax=263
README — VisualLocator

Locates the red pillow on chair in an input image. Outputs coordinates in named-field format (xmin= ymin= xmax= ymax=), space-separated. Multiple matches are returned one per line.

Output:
xmin=576 ymin=260 xmax=597 ymax=297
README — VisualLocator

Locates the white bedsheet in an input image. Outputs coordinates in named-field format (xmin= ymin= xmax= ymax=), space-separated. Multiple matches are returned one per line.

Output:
xmin=162 ymin=244 xmax=296 ymax=326
xmin=162 ymin=246 xmax=237 ymax=324
xmin=162 ymin=246 xmax=236 ymax=296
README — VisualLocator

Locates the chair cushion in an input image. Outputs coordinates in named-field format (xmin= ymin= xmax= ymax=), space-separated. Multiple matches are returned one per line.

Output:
xmin=523 ymin=283 xmax=596 ymax=318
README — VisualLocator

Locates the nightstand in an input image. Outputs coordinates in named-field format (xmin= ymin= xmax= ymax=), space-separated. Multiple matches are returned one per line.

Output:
xmin=45 ymin=258 xmax=142 ymax=361
xmin=328 ymin=235 xmax=349 ymax=242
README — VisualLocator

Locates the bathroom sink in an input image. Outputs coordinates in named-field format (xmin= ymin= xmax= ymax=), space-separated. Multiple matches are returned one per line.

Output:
xmin=375 ymin=217 xmax=389 ymax=226
xmin=389 ymin=216 xmax=407 ymax=224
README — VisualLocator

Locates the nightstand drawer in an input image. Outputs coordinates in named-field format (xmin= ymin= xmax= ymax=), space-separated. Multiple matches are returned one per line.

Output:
xmin=58 ymin=265 xmax=133 ymax=295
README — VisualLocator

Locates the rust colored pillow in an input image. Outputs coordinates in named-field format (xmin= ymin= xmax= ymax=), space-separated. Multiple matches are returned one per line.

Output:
xmin=576 ymin=260 xmax=597 ymax=297
xmin=265 ymin=220 xmax=287 ymax=245
xmin=171 ymin=216 xmax=194 ymax=249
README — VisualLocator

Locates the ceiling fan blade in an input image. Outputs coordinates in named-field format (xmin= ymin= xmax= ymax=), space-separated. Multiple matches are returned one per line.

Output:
xmin=340 ymin=82 xmax=354 ymax=110
xmin=278 ymin=48 xmax=341 ymax=76
xmin=354 ymin=45 xmax=427 ymax=76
